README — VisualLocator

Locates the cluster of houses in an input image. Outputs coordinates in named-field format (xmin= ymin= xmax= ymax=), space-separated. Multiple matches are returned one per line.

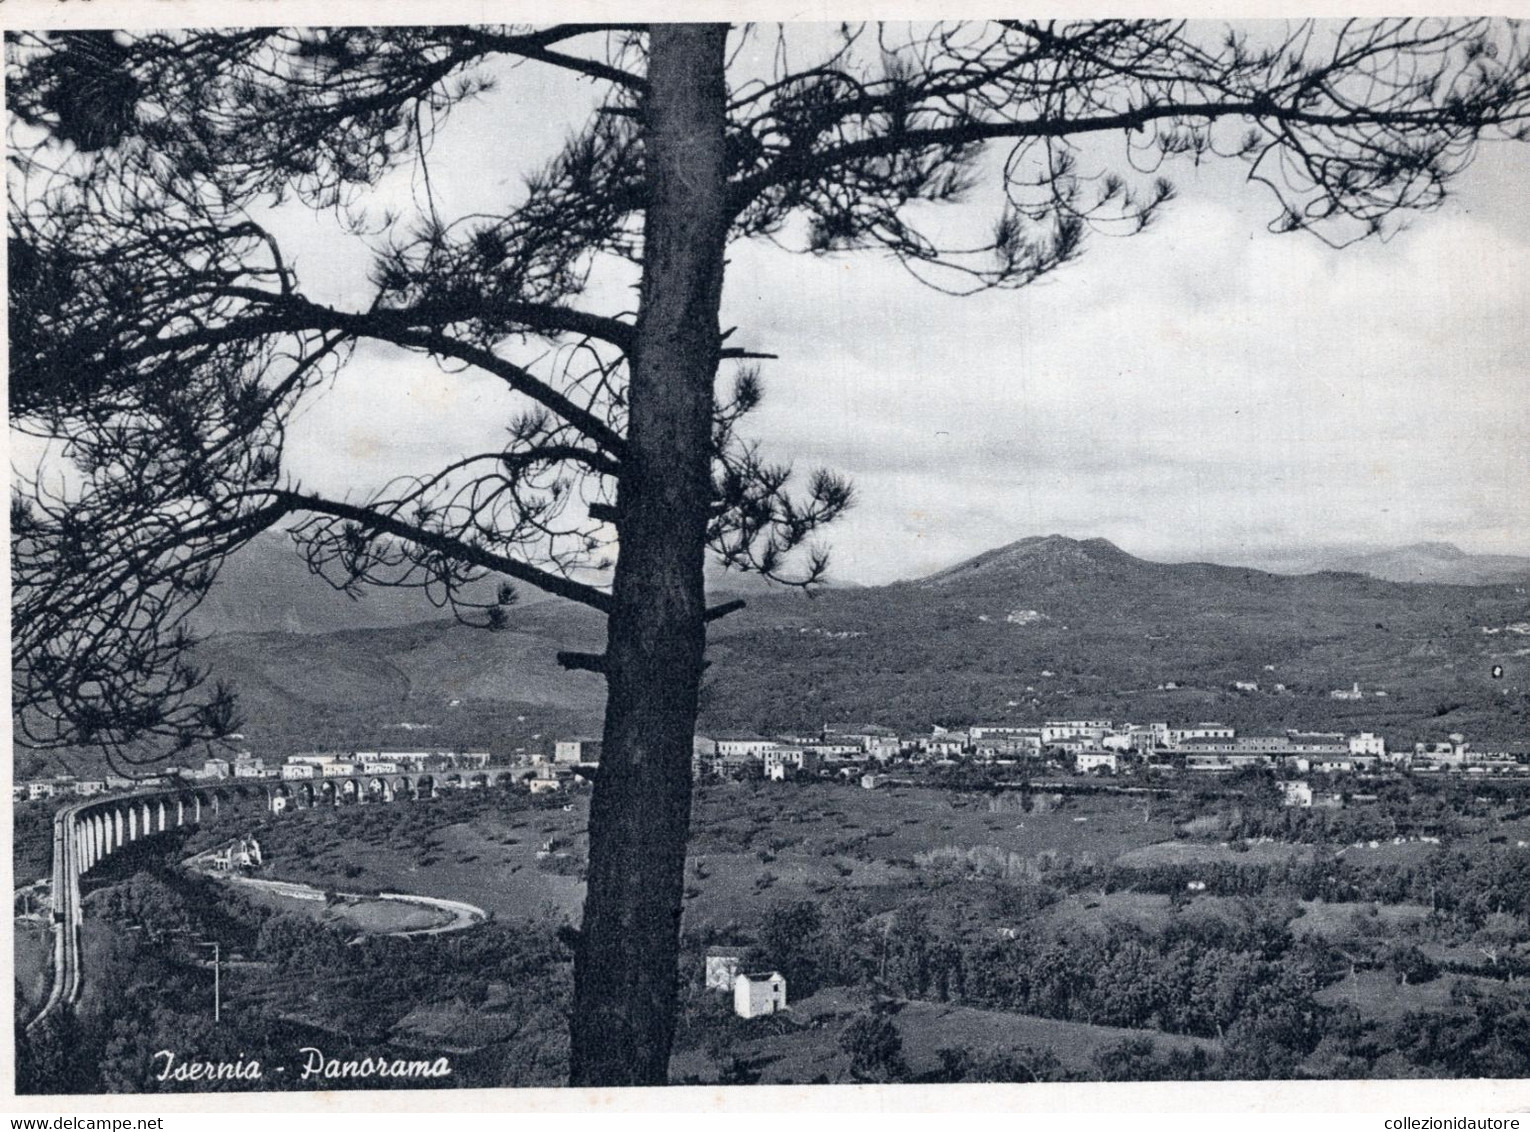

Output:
xmin=207 ymin=835 xmax=264 ymax=871
xmin=691 ymin=720 xmax=1530 ymax=782
xmin=16 ymin=721 xmax=1528 ymax=807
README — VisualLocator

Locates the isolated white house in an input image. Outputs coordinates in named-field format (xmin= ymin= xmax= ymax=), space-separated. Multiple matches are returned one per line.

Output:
xmin=1281 ymin=780 xmax=1314 ymax=807
xmin=733 ymin=971 xmax=787 ymax=1019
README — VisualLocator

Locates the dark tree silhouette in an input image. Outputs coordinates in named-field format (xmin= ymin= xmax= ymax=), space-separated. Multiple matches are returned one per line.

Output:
xmin=10 ymin=20 xmax=1530 ymax=1084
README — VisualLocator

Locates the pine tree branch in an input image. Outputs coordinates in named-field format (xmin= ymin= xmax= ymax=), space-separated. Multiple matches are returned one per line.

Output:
xmin=116 ymin=293 xmax=630 ymax=457
xmin=272 ymin=490 xmax=613 ymax=613
xmin=468 ymin=26 xmax=649 ymax=91
xmin=728 ymin=92 xmax=1530 ymax=216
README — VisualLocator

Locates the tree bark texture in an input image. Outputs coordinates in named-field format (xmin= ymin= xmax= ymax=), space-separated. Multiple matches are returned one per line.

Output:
xmin=568 ymin=24 xmax=730 ymax=1088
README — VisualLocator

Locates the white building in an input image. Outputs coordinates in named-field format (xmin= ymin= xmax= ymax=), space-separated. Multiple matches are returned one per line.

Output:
xmin=1042 ymin=720 xmax=1112 ymax=744
xmin=1075 ymin=751 xmax=1119 ymax=774
xmin=1349 ymin=732 xmax=1386 ymax=758
xmin=1281 ymin=781 xmax=1314 ymax=807
xmin=280 ymin=763 xmax=317 ymax=780
xmin=971 ymin=735 xmax=1042 ymax=759
xmin=529 ymin=766 xmax=567 ymax=794
xmin=733 ymin=971 xmax=788 ymax=1019
xmin=712 ymin=733 xmax=776 ymax=758
xmin=915 ymin=734 xmax=967 ymax=757
xmin=803 ymin=742 xmax=863 ymax=758
xmin=1167 ymin=723 xmax=1235 ymax=746
xmin=355 ymin=750 xmax=433 ymax=768
xmin=555 ymin=738 xmax=602 ymax=764
xmin=969 ymin=724 xmax=1040 ymax=740
xmin=72 ymin=780 xmax=107 ymax=797
xmin=762 ymin=745 xmax=809 ymax=780
xmin=212 ymin=835 xmax=263 ymax=871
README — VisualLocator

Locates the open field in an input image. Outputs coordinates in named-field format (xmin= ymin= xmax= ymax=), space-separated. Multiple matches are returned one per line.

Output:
xmin=1289 ymin=899 xmax=1434 ymax=942
xmin=1115 ymin=839 xmax=1319 ymax=868
xmin=693 ymin=781 xmax=1177 ymax=863
xmin=203 ymin=795 xmax=590 ymax=923
xmin=682 ymin=782 xmax=1179 ymax=923
xmin=1042 ymin=891 xmax=1182 ymax=934
xmin=225 ymin=782 xmax=1182 ymax=930
xmin=1312 ymin=969 xmax=1504 ymax=1021
xmin=671 ymin=984 xmax=1219 ymax=1084
xmin=1331 ymin=839 xmax=1442 ymax=866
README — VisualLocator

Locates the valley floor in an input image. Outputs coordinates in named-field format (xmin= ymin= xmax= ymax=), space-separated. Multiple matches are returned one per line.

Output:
xmin=15 ymin=775 xmax=1530 ymax=1091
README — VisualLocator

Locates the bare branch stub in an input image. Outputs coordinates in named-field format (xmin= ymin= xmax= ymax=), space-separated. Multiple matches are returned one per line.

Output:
xmin=705 ymin=598 xmax=748 ymax=622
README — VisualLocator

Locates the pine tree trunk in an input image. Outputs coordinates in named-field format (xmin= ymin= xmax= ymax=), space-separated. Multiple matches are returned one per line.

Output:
xmin=568 ymin=24 xmax=730 ymax=1088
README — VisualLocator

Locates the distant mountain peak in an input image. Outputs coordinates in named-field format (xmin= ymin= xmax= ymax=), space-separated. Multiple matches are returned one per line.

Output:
xmin=1325 ymin=541 xmax=1530 ymax=586
xmin=1397 ymin=541 xmax=1468 ymax=560
xmin=923 ymin=534 xmax=1138 ymax=584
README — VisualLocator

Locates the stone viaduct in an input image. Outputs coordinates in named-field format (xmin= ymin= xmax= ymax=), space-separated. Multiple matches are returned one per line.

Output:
xmin=28 ymin=768 xmax=524 ymax=1032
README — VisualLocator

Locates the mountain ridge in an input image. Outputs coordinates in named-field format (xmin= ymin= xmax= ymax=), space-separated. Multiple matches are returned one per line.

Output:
xmin=27 ymin=531 xmax=1530 ymax=777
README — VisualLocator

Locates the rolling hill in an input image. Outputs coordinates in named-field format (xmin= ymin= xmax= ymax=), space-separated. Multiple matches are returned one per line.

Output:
xmin=22 ymin=535 xmax=1530 ymax=776
xmin=698 ymin=535 xmax=1530 ymax=742
xmin=1225 ymin=541 xmax=1530 ymax=586
xmin=189 ymin=529 xmax=536 ymax=637
xmin=1320 ymin=542 xmax=1530 ymax=586
xmin=190 ymin=528 xmax=819 ymax=636
xmin=183 ymin=535 xmax=1530 ymax=754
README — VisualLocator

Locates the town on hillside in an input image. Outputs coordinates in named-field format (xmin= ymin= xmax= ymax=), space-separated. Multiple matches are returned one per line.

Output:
xmin=16 ymin=717 xmax=1527 ymax=809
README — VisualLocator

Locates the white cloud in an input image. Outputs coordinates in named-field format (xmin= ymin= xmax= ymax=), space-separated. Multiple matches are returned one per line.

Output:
xmin=19 ymin=44 xmax=1528 ymax=587
xmin=722 ymin=153 xmax=1530 ymax=580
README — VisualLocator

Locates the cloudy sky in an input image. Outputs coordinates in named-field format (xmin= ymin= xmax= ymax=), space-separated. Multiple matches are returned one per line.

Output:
xmin=25 ymin=21 xmax=1530 ymax=587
